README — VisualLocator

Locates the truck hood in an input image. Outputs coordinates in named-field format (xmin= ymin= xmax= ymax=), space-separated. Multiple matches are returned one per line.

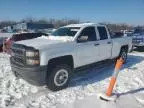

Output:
xmin=15 ymin=36 xmax=74 ymax=49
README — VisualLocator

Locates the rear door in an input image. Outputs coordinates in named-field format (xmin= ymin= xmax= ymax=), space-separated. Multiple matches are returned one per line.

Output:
xmin=76 ymin=26 xmax=100 ymax=67
xmin=97 ymin=26 xmax=112 ymax=60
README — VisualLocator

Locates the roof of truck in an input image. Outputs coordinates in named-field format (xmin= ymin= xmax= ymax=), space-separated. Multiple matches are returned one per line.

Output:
xmin=64 ymin=23 xmax=105 ymax=28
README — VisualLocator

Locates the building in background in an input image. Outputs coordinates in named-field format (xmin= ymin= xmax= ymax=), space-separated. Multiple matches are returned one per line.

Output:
xmin=2 ymin=23 xmax=54 ymax=33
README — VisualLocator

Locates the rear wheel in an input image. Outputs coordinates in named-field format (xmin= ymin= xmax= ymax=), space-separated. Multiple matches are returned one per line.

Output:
xmin=46 ymin=64 xmax=72 ymax=91
xmin=0 ymin=45 xmax=3 ymax=52
xmin=118 ymin=48 xmax=128 ymax=63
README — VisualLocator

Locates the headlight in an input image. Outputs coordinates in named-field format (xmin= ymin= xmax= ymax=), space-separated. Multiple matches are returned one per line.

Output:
xmin=26 ymin=50 xmax=39 ymax=57
xmin=25 ymin=49 xmax=40 ymax=65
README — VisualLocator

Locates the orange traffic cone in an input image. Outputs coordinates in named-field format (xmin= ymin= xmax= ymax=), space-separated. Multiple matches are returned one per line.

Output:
xmin=106 ymin=58 xmax=124 ymax=96
xmin=99 ymin=58 xmax=124 ymax=101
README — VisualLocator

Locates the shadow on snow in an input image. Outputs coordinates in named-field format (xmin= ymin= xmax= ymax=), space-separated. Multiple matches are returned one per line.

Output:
xmin=69 ymin=54 xmax=144 ymax=88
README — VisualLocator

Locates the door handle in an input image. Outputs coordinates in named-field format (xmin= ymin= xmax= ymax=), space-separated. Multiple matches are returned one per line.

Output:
xmin=94 ymin=43 xmax=100 ymax=46
xmin=107 ymin=42 xmax=112 ymax=44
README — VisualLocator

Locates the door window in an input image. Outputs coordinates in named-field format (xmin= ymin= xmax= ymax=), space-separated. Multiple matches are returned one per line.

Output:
xmin=97 ymin=26 xmax=108 ymax=40
xmin=78 ymin=27 xmax=97 ymax=42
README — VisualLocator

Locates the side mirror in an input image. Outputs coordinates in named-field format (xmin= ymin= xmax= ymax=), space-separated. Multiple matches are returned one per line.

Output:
xmin=77 ymin=36 xmax=88 ymax=42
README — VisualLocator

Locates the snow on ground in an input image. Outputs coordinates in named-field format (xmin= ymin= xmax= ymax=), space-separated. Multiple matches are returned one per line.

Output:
xmin=0 ymin=51 xmax=144 ymax=108
xmin=0 ymin=53 xmax=38 ymax=108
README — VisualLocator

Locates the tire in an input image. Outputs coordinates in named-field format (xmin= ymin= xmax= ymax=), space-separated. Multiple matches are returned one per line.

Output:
xmin=0 ymin=45 xmax=3 ymax=52
xmin=118 ymin=48 xmax=128 ymax=64
xmin=46 ymin=64 xmax=72 ymax=91
xmin=137 ymin=46 xmax=144 ymax=51
xmin=129 ymin=46 xmax=133 ymax=52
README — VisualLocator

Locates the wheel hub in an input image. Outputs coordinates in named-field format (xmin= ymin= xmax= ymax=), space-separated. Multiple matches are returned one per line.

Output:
xmin=54 ymin=69 xmax=68 ymax=86
xmin=122 ymin=52 xmax=126 ymax=60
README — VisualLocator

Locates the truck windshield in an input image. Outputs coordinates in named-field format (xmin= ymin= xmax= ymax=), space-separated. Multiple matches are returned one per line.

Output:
xmin=51 ymin=27 xmax=80 ymax=37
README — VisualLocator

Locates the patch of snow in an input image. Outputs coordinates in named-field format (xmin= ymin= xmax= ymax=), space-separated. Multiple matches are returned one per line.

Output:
xmin=0 ymin=53 xmax=38 ymax=108
xmin=48 ymin=36 xmax=74 ymax=42
xmin=37 ymin=35 xmax=49 ymax=39
xmin=0 ymin=51 xmax=144 ymax=108
xmin=38 ymin=35 xmax=74 ymax=42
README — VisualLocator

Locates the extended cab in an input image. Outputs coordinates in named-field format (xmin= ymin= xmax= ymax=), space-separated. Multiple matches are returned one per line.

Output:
xmin=10 ymin=23 xmax=132 ymax=91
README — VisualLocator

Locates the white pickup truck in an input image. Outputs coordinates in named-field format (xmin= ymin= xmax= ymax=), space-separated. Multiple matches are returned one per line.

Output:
xmin=10 ymin=23 xmax=132 ymax=91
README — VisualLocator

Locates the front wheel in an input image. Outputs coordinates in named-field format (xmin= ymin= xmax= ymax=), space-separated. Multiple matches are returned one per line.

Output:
xmin=46 ymin=64 xmax=72 ymax=91
xmin=118 ymin=48 xmax=128 ymax=63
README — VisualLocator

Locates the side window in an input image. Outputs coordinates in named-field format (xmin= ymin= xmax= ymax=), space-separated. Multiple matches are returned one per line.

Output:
xmin=78 ymin=27 xmax=96 ymax=42
xmin=97 ymin=26 xmax=108 ymax=40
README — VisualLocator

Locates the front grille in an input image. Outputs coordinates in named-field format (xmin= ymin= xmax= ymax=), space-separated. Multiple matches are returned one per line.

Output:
xmin=13 ymin=57 xmax=24 ymax=65
xmin=133 ymin=39 xmax=141 ymax=44
xmin=12 ymin=48 xmax=23 ymax=55
xmin=133 ymin=36 xmax=144 ymax=44
xmin=11 ymin=44 xmax=26 ymax=65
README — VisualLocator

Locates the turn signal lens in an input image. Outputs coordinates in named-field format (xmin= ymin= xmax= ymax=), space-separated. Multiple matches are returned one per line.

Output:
xmin=26 ymin=59 xmax=40 ymax=65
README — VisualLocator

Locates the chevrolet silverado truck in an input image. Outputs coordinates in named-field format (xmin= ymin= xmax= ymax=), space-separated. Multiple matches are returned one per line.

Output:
xmin=10 ymin=23 xmax=132 ymax=91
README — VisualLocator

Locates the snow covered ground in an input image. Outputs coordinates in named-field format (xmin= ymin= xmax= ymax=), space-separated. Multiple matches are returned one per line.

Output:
xmin=0 ymin=51 xmax=144 ymax=108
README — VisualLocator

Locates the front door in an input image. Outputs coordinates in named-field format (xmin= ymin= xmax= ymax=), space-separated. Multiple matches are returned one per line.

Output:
xmin=76 ymin=26 xmax=100 ymax=67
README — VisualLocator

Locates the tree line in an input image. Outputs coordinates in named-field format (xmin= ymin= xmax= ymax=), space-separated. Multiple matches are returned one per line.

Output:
xmin=0 ymin=18 xmax=80 ymax=29
xmin=0 ymin=18 xmax=143 ymax=32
